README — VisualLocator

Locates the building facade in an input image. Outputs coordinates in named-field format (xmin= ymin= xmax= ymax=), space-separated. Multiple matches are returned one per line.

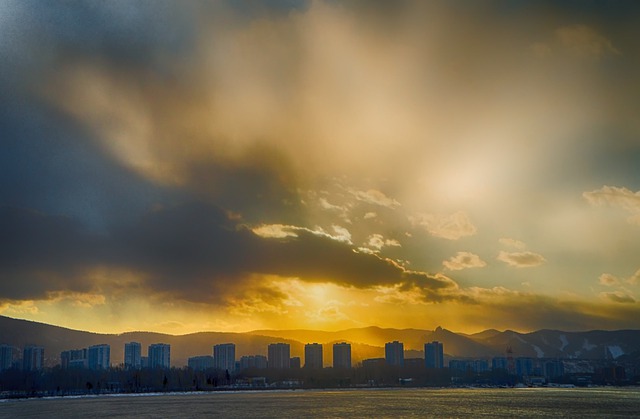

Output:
xmin=0 ymin=345 xmax=14 ymax=371
xmin=88 ymin=344 xmax=110 ymax=370
xmin=268 ymin=343 xmax=291 ymax=369
xmin=333 ymin=342 xmax=351 ymax=369
xmin=124 ymin=342 xmax=142 ymax=369
xmin=61 ymin=348 xmax=87 ymax=369
xmin=385 ymin=341 xmax=404 ymax=367
xmin=290 ymin=357 xmax=301 ymax=369
xmin=239 ymin=355 xmax=268 ymax=370
xmin=425 ymin=341 xmax=444 ymax=369
xmin=23 ymin=345 xmax=44 ymax=371
xmin=148 ymin=343 xmax=171 ymax=369
xmin=188 ymin=355 xmax=214 ymax=371
xmin=304 ymin=343 xmax=323 ymax=369
xmin=213 ymin=343 xmax=236 ymax=372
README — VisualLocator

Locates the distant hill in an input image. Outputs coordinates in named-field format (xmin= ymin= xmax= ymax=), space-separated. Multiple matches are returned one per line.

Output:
xmin=2 ymin=316 xmax=639 ymax=368
xmin=467 ymin=328 xmax=640 ymax=360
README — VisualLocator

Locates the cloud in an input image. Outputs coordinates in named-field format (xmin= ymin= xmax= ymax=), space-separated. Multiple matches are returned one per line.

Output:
xmin=599 ymin=273 xmax=620 ymax=287
xmin=252 ymin=223 xmax=351 ymax=244
xmin=459 ymin=287 xmax=640 ymax=331
xmin=350 ymin=189 xmax=401 ymax=209
xmin=364 ymin=234 xmax=401 ymax=251
xmin=598 ymin=269 xmax=640 ymax=287
xmin=497 ymin=251 xmax=545 ymax=268
xmin=600 ymin=291 xmax=636 ymax=304
xmin=0 ymin=203 xmax=458 ymax=306
xmin=409 ymin=211 xmax=477 ymax=240
xmin=443 ymin=252 xmax=487 ymax=271
xmin=0 ymin=206 xmax=105 ymax=300
xmin=530 ymin=42 xmax=552 ymax=58
xmin=555 ymin=24 xmax=621 ymax=58
xmin=628 ymin=270 xmax=640 ymax=285
xmin=3 ymin=1 xmax=640 ymax=333
xmin=251 ymin=224 xmax=300 ymax=239
xmin=331 ymin=225 xmax=352 ymax=244
xmin=319 ymin=197 xmax=346 ymax=212
xmin=499 ymin=238 xmax=526 ymax=250
xmin=583 ymin=186 xmax=640 ymax=225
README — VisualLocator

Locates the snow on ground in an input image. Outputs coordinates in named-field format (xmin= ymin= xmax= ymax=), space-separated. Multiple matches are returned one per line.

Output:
xmin=532 ymin=345 xmax=545 ymax=358
xmin=607 ymin=345 xmax=625 ymax=359
xmin=582 ymin=339 xmax=597 ymax=351
xmin=559 ymin=334 xmax=569 ymax=351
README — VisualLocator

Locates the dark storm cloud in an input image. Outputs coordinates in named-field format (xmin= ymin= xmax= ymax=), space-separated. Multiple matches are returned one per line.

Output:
xmin=0 ymin=1 xmax=333 ymax=305
xmin=116 ymin=202 xmax=455 ymax=302
xmin=0 ymin=202 xmax=456 ymax=304
xmin=0 ymin=97 xmax=176 ymax=231
xmin=0 ymin=206 xmax=101 ymax=300
xmin=462 ymin=292 xmax=640 ymax=332
xmin=0 ymin=1 xmax=199 ymax=231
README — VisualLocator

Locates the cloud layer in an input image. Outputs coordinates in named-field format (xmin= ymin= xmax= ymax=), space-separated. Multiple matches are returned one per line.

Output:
xmin=1 ymin=1 xmax=640 ymax=333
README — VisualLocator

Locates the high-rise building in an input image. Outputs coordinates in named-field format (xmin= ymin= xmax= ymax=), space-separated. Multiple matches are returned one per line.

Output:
xmin=148 ymin=343 xmax=171 ymax=369
xmin=239 ymin=355 xmax=268 ymax=370
xmin=425 ymin=341 xmax=444 ymax=369
xmin=385 ymin=341 xmax=404 ymax=367
xmin=188 ymin=355 xmax=214 ymax=371
xmin=543 ymin=359 xmax=564 ymax=379
xmin=492 ymin=357 xmax=508 ymax=371
xmin=23 ymin=345 xmax=44 ymax=371
xmin=213 ymin=343 xmax=236 ymax=372
xmin=88 ymin=344 xmax=110 ymax=370
xmin=268 ymin=343 xmax=290 ymax=369
xmin=304 ymin=343 xmax=323 ymax=369
xmin=124 ymin=342 xmax=142 ymax=369
xmin=333 ymin=342 xmax=351 ymax=369
xmin=61 ymin=348 xmax=87 ymax=369
xmin=290 ymin=357 xmax=301 ymax=369
xmin=515 ymin=357 xmax=534 ymax=376
xmin=449 ymin=359 xmax=488 ymax=373
xmin=0 ymin=345 xmax=14 ymax=371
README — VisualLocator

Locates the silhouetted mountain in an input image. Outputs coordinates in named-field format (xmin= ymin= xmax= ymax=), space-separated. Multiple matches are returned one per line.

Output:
xmin=466 ymin=329 xmax=502 ymax=340
xmin=466 ymin=328 xmax=640 ymax=360
xmin=250 ymin=325 xmax=497 ymax=358
xmin=2 ymin=316 xmax=639 ymax=368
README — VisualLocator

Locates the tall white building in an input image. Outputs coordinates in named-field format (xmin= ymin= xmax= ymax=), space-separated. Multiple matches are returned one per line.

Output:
xmin=88 ymin=344 xmax=110 ymax=370
xmin=213 ymin=343 xmax=236 ymax=372
xmin=124 ymin=342 xmax=142 ymax=369
xmin=148 ymin=343 xmax=170 ymax=369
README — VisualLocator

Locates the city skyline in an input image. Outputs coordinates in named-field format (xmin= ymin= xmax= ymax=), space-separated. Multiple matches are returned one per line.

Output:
xmin=12 ymin=333 xmax=630 ymax=393
xmin=2 ymin=1 xmax=640 ymax=335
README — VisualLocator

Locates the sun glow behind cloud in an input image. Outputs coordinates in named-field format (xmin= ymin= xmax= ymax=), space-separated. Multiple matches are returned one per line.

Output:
xmin=1 ymin=1 xmax=640 ymax=334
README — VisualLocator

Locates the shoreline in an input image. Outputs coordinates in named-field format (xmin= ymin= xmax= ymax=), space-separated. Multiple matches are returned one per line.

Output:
xmin=3 ymin=384 xmax=639 ymax=403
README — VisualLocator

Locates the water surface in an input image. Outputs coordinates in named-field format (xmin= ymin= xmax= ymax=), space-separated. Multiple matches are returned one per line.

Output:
xmin=2 ymin=387 xmax=639 ymax=418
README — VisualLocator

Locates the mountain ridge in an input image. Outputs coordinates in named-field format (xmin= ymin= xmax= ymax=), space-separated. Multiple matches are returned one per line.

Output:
xmin=2 ymin=315 xmax=639 ymax=368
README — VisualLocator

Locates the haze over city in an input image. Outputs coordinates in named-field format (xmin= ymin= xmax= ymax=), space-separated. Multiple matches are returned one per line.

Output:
xmin=1 ymin=0 xmax=640 ymax=336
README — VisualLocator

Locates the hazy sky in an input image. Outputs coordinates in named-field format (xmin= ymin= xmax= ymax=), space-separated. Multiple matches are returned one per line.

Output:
xmin=2 ymin=0 xmax=640 ymax=334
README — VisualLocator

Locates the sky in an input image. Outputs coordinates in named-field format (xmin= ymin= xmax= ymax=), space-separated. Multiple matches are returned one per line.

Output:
xmin=1 ymin=0 xmax=640 ymax=335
